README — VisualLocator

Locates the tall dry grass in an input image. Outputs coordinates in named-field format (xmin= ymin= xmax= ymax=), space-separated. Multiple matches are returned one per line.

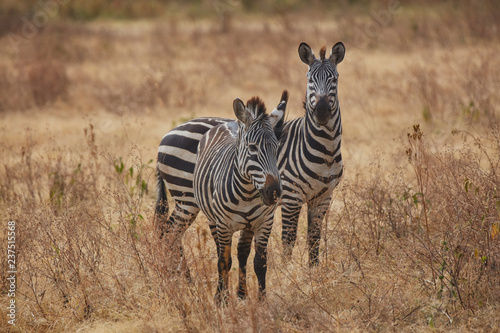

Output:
xmin=1 ymin=118 xmax=498 ymax=332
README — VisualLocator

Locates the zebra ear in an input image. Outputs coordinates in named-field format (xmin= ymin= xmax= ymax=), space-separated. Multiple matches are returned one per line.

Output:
xmin=299 ymin=42 xmax=315 ymax=66
xmin=330 ymin=42 xmax=345 ymax=65
xmin=270 ymin=90 xmax=288 ymax=137
xmin=233 ymin=98 xmax=249 ymax=126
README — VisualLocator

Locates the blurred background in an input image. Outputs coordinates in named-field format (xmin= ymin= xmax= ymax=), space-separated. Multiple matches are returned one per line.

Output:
xmin=1 ymin=0 xmax=498 ymax=161
xmin=1 ymin=0 xmax=498 ymax=114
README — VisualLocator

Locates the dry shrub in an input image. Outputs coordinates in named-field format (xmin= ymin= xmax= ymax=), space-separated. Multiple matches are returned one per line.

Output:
xmin=0 ymin=61 xmax=63 ymax=112
xmin=333 ymin=124 xmax=500 ymax=328
xmin=0 ymin=64 xmax=33 ymax=112
xmin=91 ymin=65 xmax=208 ymax=114
xmin=0 ymin=124 xmax=160 ymax=329
xmin=27 ymin=60 xmax=69 ymax=107
xmin=0 ymin=12 xmax=23 ymax=39
xmin=463 ymin=0 xmax=500 ymax=41
xmin=1 ymin=125 xmax=499 ymax=331
xmin=409 ymin=66 xmax=449 ymax=122
xmin=408 ymin=47 xmax=499 ymax=125
xmin=0 ymin=23 xmax=83 ymax=111
xmin=334 ymin=1 xmax=500 ymax=51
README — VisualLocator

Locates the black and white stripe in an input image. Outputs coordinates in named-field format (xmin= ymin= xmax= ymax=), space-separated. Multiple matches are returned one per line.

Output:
xmin=194 ymin=93 xmax=287 ymax=303
xmin=155 ymin=42 xmax=345 ymax=267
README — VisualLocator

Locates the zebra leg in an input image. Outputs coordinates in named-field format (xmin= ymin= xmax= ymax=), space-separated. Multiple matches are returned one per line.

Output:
xmin=215 ymin=229 xmax=232 ymax=305
xmin=307 ymin=196 xmax=331 ymax=266
xmin=254 ymin=228 xmax=272 ymax=300
xmin=154 ymin=167 xmax=169 ymax=225
xmin=157 ymin=202 xmax=199 ymax=281
xmin=237 ymin=229 xmax=254 ymax=300
xmin=281 ymin=203 xmax=302 ymax=260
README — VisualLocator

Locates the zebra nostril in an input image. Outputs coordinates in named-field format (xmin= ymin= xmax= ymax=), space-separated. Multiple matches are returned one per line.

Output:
xmin=273 ymin=186 xmax=282 ymax=201
xmin=263 ymin=174 xmax=281 ymax=204
xmin=268 ymin=186 xmax=279 ymax=198
xmin=314 ymin=96 xmax=330 ymax=125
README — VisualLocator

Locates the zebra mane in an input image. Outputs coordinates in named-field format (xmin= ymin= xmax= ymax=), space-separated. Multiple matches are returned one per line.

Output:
xmin=319 ymin=46 xmax=326 ymax=60
xmin=246 ymin=97 xmax=267 ymax=119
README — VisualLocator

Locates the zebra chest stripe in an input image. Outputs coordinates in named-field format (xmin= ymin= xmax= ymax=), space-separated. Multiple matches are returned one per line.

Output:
xmin=306 ymin=116 xmax=334 ymax=137
xmin=308 ymin=122 xmax=337 ymax=140
xmin=305 ymin=132 xmax=336 ymax=156
xmin=302 ymin=145 xmax=328 ymax=165
xmin=297 ymin=153 xmax=338 ymax=184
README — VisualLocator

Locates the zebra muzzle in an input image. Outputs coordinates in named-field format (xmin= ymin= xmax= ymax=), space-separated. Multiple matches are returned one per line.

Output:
xmin=313 ymin=96 xmax=331 ymax=126
xmin=261 ymin=174 xmax=282 ymax=206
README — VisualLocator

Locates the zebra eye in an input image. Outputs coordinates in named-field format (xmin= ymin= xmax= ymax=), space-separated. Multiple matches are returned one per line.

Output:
xmin=248 ymin=143 xmax=259 ymax=153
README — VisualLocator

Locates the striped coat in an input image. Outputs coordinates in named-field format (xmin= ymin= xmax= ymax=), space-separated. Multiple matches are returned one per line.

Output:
xmin=194 ymin=93 xmax=287 ymax=302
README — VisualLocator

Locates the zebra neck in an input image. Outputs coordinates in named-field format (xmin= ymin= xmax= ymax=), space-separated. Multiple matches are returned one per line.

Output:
xmin=229 ymin=159 xmax=256 ymax=198
xmin=303 ymin=110 xmax=342 ymax=160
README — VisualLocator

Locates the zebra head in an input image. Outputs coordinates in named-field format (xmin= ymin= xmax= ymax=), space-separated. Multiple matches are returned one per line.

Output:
xmin=299 ymin=42 xmax=345 ymax=127
xmin=233 ymin=91 xmax=288 ymax=206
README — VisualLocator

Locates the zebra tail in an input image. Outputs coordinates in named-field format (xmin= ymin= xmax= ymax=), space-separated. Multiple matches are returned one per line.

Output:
xmin=155 ymin=165 xmax=169 ymax=220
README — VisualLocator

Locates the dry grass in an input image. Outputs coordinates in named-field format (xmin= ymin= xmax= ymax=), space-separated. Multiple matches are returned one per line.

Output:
xmin=0 ymin=2 xmax=499 ymax=332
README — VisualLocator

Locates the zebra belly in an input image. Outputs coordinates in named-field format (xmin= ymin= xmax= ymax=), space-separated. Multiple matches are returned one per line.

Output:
xmin=203 ymin=199 xmax=275 ymax=233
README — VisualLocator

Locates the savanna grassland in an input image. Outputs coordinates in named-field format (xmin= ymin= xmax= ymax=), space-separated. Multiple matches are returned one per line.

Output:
xmin=0 ymin=1 xmax=499 ymax=332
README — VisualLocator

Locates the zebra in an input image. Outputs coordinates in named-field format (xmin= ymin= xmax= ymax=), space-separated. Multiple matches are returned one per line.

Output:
xmin=194 ymin=92 xmax=288 ymax=303
xmin=279 ymin=42 xmax=345 ymax=265
xmin=155 ymin=42 xmax=345 ymax=266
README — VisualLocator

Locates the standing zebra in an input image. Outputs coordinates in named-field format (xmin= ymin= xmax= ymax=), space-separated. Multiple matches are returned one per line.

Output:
xmin=155 ymin=42 xmax=345 ymax=266
xmin=155 ymin=94 xmax=287 ymax=277
xmin=194 ymin=92 xmax=287 ymax=303
xmin=278 ymin=42 xmax=345 ymax=264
